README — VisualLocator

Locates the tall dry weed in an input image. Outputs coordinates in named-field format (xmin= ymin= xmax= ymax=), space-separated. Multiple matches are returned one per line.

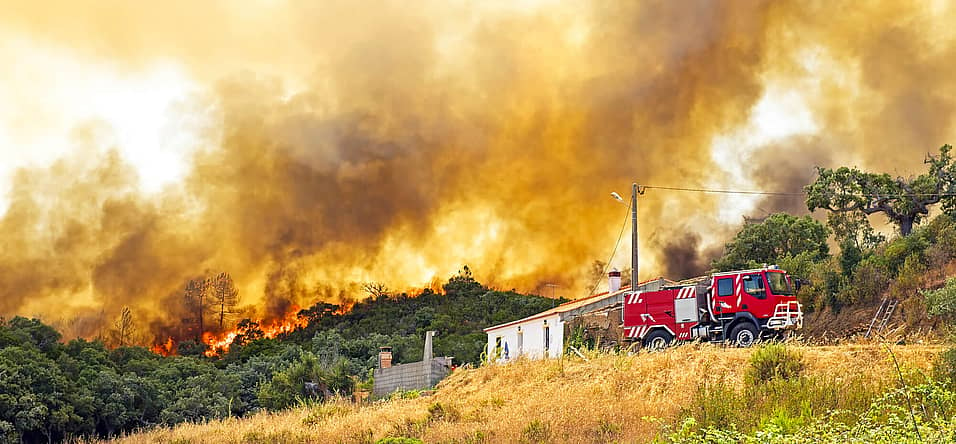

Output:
xmin=101 ymin=343 xmax=941 ymax=444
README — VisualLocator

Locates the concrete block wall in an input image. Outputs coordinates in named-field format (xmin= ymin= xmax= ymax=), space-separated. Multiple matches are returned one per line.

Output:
xmin=372 ymin=358 xmax=451 ymax=397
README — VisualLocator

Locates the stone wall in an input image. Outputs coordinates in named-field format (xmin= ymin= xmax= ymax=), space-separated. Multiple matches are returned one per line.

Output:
xmin=564 ymin=304 xmax=626 ymax=350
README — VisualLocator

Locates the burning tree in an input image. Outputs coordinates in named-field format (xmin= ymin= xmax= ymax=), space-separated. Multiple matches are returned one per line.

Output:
xmin=211 ymin=272 xmax=240 ymax=330
xmin=362 ymin=282 xmax=390 ymax=299
xmin=181 ymin=272 xmax=240 ymax=341
xmin=183 ymin=277 xmax=209 ymax=341
xmin=109 ymin=306 xmax=136 ymax=347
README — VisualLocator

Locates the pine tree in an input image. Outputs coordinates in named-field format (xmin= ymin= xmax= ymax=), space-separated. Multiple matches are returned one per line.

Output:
xmin=211 ymin=272 xmax=240 ymax=330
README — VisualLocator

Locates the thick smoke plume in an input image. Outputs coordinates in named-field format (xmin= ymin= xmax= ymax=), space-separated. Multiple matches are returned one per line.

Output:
xmin=0 ymin=1 xmax=955 ymax=341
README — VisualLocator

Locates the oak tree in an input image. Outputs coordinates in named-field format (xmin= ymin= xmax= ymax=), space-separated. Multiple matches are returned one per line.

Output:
xmin=805 ymin=144 xmax=955 ymax=236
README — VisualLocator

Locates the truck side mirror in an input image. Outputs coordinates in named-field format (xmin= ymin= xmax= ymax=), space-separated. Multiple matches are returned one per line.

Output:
xmin=794 ymin=279 xmax=802 ymax=291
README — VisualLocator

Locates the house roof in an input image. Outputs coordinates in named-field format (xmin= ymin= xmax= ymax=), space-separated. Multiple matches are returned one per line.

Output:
xmin=483 ymin=277 xmax=674 ymax=333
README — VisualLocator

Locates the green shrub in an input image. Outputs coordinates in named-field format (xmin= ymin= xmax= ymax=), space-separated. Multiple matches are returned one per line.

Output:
xmin=387 ymin=389 xmax=423 ymax=400
xmin=746 ymin=344 xmax=805 ymax=385
xmin=257 ymin=353 xmax=353 ymax=410
xmin=879 ymin=232 xmax=930 ymax=274
xmin=682 ymin=378 xmax=744 ymax=430
xmin=426 ymin=401 xmax=460 ymax=423
xmin=375 ymin=438 xmax=423 ymax=444
xmin=847 ymin=260 xmax=890 ymax=304
xmin=463 ymin=430 xmax=488 ymax=444
xmin=666 ymin=381 xmax=956 ymax=443
xmin=934 ymin=347 xmax=956 ymax=383
xmin=890 ymin=253 xmax=926 ymax=301
xmin=521 ymin=419 xmax=551 ymax=443
xmin=592 ymin=419 xmax=622 ymax=441
xmin=925 ymin=277 xmax=956 ymax=319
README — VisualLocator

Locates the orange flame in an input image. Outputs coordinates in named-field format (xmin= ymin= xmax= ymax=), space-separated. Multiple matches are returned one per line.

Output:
xmin=202 ymin=306 xmax=309 ymax=357
xmin=149 ymin=301 xmax=363 ymax=358
xmin=150 ymin=337 xmax=175 ymax=356
xmin=333 ymin=302 xmax=354 ymax=315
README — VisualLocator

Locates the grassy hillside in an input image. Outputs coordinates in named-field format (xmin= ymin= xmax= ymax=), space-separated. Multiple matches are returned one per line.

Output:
xmin=104 ymin=342 xmax=949 ymax=443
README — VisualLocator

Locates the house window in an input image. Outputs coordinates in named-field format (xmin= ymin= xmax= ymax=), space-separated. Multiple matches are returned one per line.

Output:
xmin=494 ymin=336 xmax=502 ymax=359
xmin=717 ymin=278 xmax=734 ymax=296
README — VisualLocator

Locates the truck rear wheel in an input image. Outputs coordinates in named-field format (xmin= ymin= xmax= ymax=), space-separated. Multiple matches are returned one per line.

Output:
xmin=643 ymin=330 xmax=673 ymax=351
xmin=729 ymin=323 xmax=758 ymax=347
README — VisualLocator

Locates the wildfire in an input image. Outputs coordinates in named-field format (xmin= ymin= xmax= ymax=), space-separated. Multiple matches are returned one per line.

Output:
xmin=202 ymin=306 xmax=309 ymax=357
xmin=333 ymin=302 xmax=354 ymax=315
xmin=150 ymin=337 xmax=175 ymax=356
xmin=147 ymin=299 xmax=362 ymax=358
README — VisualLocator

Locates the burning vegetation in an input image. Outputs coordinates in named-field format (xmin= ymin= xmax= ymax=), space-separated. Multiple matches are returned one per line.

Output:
xmin=200 ymin=310 xmax=308 ymax=357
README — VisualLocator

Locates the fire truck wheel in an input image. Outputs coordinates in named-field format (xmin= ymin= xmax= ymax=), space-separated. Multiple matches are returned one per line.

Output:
xmin=730 ymin=322 xmax=758 ymax=348
xmin=643 ymin=330 xmax=673 ymax=351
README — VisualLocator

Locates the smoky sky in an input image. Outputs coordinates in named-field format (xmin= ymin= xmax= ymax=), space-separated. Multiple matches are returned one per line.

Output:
xmin=0 ymin=1 xmax=955 ymax=341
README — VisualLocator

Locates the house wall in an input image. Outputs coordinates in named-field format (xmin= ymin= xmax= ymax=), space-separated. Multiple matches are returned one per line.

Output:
xmin=485 ymin=313 xmax=563 ymax=362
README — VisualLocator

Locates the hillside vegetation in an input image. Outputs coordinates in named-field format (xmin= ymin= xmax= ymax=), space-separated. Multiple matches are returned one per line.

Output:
xmin=103 ymin=342 xmax=951 ymax=443
xmin=0 ymin=269 xmax=563 ymax=443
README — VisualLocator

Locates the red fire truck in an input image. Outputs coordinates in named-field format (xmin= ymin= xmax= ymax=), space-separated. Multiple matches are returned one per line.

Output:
xmin=623 ymin=265 xmax=803 ymax=348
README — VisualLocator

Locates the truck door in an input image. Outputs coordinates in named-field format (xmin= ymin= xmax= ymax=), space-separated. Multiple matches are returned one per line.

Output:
xmin=713 ymin=277 xmax=735 ymax=318
xmin=739 ymin=273 xmax=767 ymax=312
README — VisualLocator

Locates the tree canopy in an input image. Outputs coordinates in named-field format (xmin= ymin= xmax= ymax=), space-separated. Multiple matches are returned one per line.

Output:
xmin=713 ymin=213 xmax=830 ymax=271
xmin=805 ymin=144 xmax=955 ymax=236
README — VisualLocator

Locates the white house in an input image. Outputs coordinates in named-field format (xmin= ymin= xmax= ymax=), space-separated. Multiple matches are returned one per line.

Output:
xmin=483 ymin=271 xmax=673 ymax=362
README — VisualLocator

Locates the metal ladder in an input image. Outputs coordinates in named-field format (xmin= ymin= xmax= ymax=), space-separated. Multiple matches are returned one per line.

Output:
xmin=865 ymin=297 xmax=899 ymax=338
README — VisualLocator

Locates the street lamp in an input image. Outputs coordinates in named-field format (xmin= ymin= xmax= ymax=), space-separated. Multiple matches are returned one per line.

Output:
xmin=610 ymin=183 xmax=644 ymax=292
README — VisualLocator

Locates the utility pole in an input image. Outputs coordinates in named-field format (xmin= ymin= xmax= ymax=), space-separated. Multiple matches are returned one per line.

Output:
xmin=630 ymin=183 xmax=643 ymax=291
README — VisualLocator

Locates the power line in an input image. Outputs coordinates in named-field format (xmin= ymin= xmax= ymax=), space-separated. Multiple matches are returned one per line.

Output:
xmin=641 ymin=184 xmax=956 ymax=198
xmin=641 ymin=185 xmax=803 ymax=196
xmin=588 ymin=200 xmax=631 ymax=297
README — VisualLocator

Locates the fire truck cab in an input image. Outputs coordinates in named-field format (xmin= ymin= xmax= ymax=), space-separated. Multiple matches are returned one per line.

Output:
xmin=623 ymin=266 xmax=803 ymax=348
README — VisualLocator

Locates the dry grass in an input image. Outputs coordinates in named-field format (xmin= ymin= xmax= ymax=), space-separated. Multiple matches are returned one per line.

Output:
xmin=103 ymin=342 xmax=943 ymax=444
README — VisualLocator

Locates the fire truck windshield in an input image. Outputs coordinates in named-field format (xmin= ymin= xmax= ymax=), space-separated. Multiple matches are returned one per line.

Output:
xmin=767 ymin=272 xmax=793 ymax=295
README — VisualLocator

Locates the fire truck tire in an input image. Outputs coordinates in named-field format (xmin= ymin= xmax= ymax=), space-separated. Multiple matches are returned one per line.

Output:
xmin=729 ymin=322 xmax=758 ymax=347
xmin=643 ymin=330 xmax=673 ymax=351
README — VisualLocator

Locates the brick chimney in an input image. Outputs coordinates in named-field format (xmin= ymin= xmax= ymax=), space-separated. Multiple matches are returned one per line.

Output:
xmin=378 ymin=346 xmax=392 ymax=369
xmin=608 ymin=268 xmax=622 ymax=293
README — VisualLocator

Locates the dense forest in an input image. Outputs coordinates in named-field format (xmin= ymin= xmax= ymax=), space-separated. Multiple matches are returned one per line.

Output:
xmin=0 ymin=268 xmax=561 ymax=443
